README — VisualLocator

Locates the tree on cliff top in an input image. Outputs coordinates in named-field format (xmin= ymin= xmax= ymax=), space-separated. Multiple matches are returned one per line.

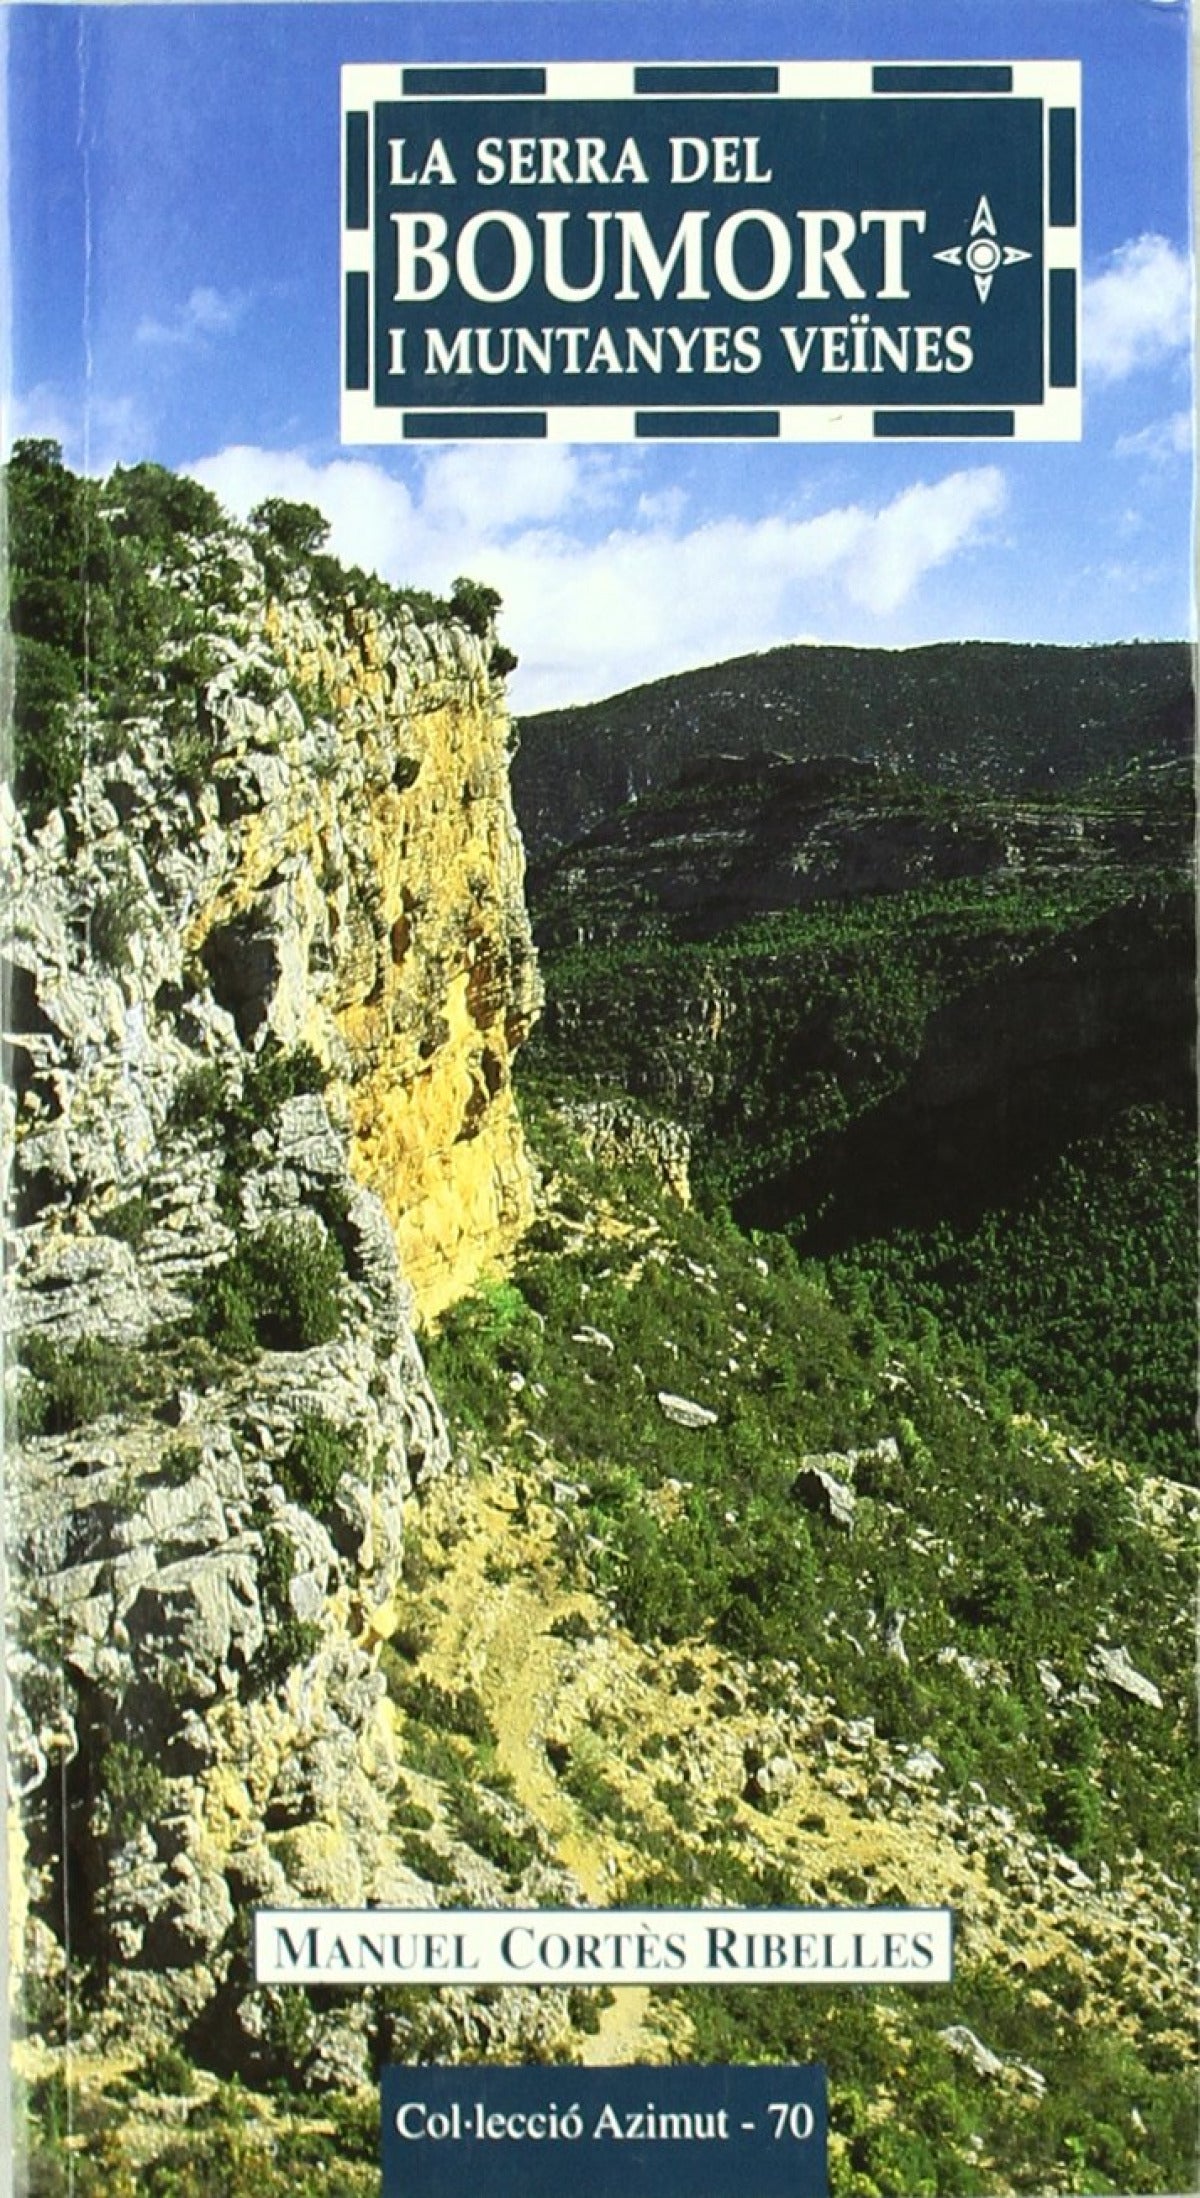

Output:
xmin=4 ymin=447 xmax=520 ymax=825
xmin=451 ymin=576 xmax=519 ymax=676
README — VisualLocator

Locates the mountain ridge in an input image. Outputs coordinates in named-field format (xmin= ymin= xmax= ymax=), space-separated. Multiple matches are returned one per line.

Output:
xmin=513 ymin=637 xmax=1193 ymax=857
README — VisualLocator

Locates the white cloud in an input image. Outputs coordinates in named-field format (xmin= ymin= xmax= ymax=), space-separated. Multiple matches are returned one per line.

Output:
xmin=4 ymin=385 xmax=145 ymax=471
xmin=635 ymin=485 xmax=687 ymax=528
xmin=841 ymin=472 xmax=1008 ymax=616
xmin=1083 ymin=234 xmax=1191 ymax=384
xmin=418 ymin=442 xmax=609 ymax=530
xmin=187 ymin=443 xmax=1007 ymax=712
xmin=1114 ymin=409 xmax=1193 ymax=464
xmin=5 ymin=382 xmax=76 ymax=453
xmin=190 ymin=445 xmax=422 ymax=573
xmin=492 ymin=468 xmax=1006 ymax=703
xmin=136 ymin=286 xmax=247 ymax=348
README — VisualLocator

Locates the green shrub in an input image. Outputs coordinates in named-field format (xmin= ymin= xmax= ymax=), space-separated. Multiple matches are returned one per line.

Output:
xmin=251 ymin=1524 xmax=322 ymax=1691
xmin=206 ymin=1043 xmax=331 ymax=1215
xmin=258 ymin=1523 xmax=298 ymax=1609
xmin=96 ymin=1194 xmax=152 ymax=1245
xmin=108 ymin=461 xmax=224 ymax=556
xmin=869 ymin=1664 xmax=932 ymax=1745
xmin=167 ymin=1061 xmax=227 ymax=1131
xmin=549 ymin=1610 xmax=594 ymax=1644
xmin=17 ymin=1336 xmax=146 ymax=1435
xmin=100 ymin=1742 xmax=168 ymax=1845
xmin=160 ymin=1441 xmax=199 ymax=1486
xmin=614 ymin=1511 xmax=713 ymax=1645
xmin=655 ymin=1778 xmax=699 ymax=1830
xmin=449 ymin=575 xmax=501 ymax=638
xmin=250 ymin=498 xmax=330 ymax=592
xmin=1042 ymin=1767 xmax=1102 ymax=1861
xmin=6 ymin=442 xmax=233 ymax=831
xmin=389 ymin=1674 xmax=496 ymax=1747
xmin=196 ymin=1219 xmax=344 ymax=1356
xmin=565 ymin=1986 xmax=615 ymax=2035
xmin=390 ymin=1780 xmax=435 ymax=1832
xmin=278 ymin=1413 xmax=360 ymax=1521
xmin=424 ymin=1281 xmax=544 ymax=1437
xmin=91 ymin=874 xmax=147 ymax=972
xmin=240 ymin=662 xmax=280 ymax=706
xmin=450 ymin=1793 xmax=539 ymax=1885
xmin=171 ymin=705 xmax=223 ymax=795
xmin=193 ymin=1261 xmax=259 ymax=1358
xmin=27 ymin=2067 xmax=77 ymax=2148
xmin=259 ymin=1987 xmax=318 ymax=2082
xmin=401 ymin=1834 xmax=456 ymax=1888
xmin=238 ymin=1040 xmax=327 ymax=1126
xmin=135 ymin=2046 xmax=197 ymax=2098
xmin=559 ymin=1740 xmax=625 ymax=1824
xmin=398 ymin=1724 xmax=468 ymax=1784
xmin=7 ymin=442 xmax=94 ymax=823
xmin=11 ymin=635 xmax=83 ymax=823
xmin=385 ymin=1612 xmax=432 ymax=1663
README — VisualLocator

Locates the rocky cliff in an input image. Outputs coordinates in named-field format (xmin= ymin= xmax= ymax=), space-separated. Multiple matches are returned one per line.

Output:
xmin=1 ymin=482 xmax=544 ymax=2078
xmin=268 ymin=594 xmax=540 ymax=1315
xmin=189 ymin=584 xmax=540 ymax=1320
xmin=529 ymin=750 xmax=1189 ymax=949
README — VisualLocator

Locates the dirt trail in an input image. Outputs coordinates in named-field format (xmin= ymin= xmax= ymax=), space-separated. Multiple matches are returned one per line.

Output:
xmin=414 ymin=1475 xmax=669 ymax=2066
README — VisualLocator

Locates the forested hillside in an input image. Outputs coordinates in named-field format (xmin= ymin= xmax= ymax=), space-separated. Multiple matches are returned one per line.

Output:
xmin=513 ymin=640 xmax=1192 ymax=855
xmin=524 ymin=734 xmax=1194 ymax=1483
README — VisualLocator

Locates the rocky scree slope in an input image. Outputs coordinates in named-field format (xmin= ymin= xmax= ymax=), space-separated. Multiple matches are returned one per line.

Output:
xmin=1 ymin=471 xmax=555 ymax=2082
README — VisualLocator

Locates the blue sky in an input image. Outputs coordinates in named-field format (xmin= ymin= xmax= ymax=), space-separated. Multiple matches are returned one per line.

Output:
xmin=6 ymin=0 xmax=1194 ymax=710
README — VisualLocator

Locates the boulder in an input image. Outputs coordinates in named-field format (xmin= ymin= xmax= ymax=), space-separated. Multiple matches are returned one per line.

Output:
xmin=656 ymin=1391 xmax=718 ymax=1429
xmin=791 ymin=1459 xmax=856 ymax=1530
xmin=1090 ymin=1643 xmax=1163 ymax=1709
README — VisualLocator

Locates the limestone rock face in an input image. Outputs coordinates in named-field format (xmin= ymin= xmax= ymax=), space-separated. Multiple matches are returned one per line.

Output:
xmin=189 ymin=594 xmax=542 ymax=1319
xmin=559 ymin=1096 xmax=691 ymax=1206
xmin=1 ymin=523 xmax=538 ymax=2074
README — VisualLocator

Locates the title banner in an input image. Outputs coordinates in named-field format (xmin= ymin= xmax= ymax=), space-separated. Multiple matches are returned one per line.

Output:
xmin=341 ymin=60 xmax=1080 ymax=443
xmin=255 ymin=1904 xmax=954 ymax=1985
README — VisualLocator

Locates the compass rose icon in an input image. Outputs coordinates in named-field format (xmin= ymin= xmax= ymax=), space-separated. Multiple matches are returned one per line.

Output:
xmin=933 ymin=196 xmax=1031 ymax=303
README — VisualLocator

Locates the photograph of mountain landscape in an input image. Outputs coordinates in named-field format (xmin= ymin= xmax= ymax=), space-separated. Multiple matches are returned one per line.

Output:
xmin=2 ymin=2 xmax=1195 ymax=2194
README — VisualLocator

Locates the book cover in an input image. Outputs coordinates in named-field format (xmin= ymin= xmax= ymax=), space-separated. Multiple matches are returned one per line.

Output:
xmin=2 ymin=3 xmax=1195 ymax=2194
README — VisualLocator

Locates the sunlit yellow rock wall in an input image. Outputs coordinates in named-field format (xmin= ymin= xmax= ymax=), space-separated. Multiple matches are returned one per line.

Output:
xmin=330 ymin=636 xmax=541 ymax=1320
xmin=188 ymin=592 xmax=541 ymax=1322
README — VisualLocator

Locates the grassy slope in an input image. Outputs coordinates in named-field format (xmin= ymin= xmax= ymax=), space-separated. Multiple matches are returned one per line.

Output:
xmin=424 ymin=1108 xmax=1196 ymax=2196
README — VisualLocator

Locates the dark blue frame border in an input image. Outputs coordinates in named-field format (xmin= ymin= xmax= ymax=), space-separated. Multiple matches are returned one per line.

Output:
xmin=345 ymin=62 xmax=1079 ymax=441
xmin=875 ymin=410 xmax=1016 ymax=438
xmin=873 ymin=64 xmax=1014 ymax=93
